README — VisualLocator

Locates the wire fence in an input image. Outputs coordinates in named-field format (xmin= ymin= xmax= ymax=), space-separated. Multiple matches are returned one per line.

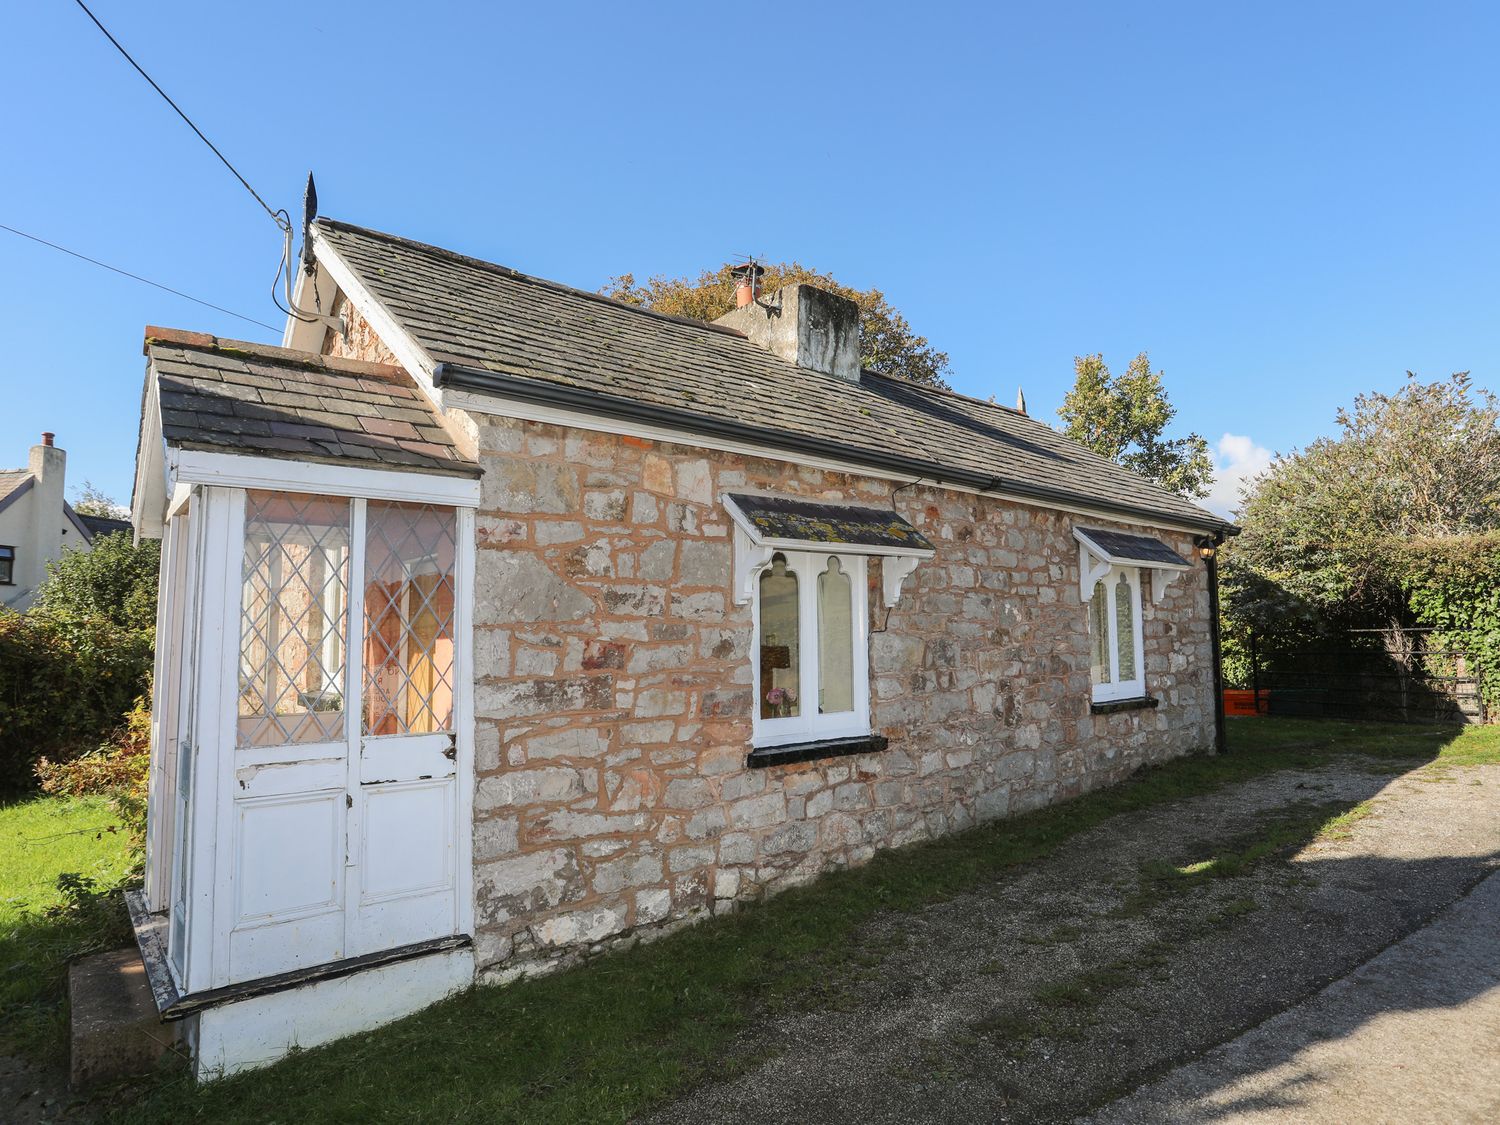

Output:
xmin=1247 ymin=626 xmax=1486 ymax=725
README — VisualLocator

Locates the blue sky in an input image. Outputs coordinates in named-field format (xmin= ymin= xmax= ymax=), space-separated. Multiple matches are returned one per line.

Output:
xmin=4 ymin=2 xmax=1496 ymax=516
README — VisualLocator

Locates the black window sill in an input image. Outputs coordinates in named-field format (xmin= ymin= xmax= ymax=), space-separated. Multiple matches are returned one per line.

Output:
xmin=747 ymin=734 xmax=889 ymax=769
xmin=1091 ymin=696 xmax=1160 ymax=715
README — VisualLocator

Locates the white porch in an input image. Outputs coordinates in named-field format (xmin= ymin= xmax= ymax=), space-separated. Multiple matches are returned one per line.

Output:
xmin=130 ymin=333 xmax=482 ymax=1079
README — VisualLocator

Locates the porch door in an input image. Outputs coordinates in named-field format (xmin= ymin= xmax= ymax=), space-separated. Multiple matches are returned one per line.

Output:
xmin=227 ymin=492 xmax=464 ymax=985
xmin=229 ymin=491 xmax=355 ymax=981
xmin=347 ymin=500 xmax=462 ymax=956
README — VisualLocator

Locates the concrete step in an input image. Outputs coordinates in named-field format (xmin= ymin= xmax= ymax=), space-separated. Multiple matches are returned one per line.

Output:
xmin=67 ymin=948 xmax=180 ymax=1090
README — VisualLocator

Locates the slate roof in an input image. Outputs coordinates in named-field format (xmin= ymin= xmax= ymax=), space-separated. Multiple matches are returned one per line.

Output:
xmin=143 ymin=328 xmax=479 ymax=478
xmin=77 ymin=513 xmax=133 ymax=539
xmin=1076 ymin=527 xmax=1192 ymax=568
xmin=316 ymin=218 xmax=1232 ymax=532
xmin=727 ymin=494 xmax=934 ymax=553
xmin=0 ymin=470 xmax=32 ymax=509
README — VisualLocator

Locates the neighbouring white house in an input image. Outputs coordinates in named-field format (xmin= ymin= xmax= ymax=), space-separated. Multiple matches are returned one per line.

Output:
xmin=126 ymin=217 xmax=1235 ymax=1080
xmin=0 ymin=433 xmax=131 ymax=611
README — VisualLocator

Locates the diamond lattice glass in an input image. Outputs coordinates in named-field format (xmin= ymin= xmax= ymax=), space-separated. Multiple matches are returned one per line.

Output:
xmin=238 ymin=491 xmax=351 ymax=747
xmin=364 ymin=502 xmax=457 ymax=736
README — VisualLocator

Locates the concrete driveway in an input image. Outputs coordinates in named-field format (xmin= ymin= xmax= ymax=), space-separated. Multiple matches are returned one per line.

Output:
xmin=1090 ymin=868 xmax=1500 ymax=1124
xmin=650 ymin=756 xmax=1500 ymax=1123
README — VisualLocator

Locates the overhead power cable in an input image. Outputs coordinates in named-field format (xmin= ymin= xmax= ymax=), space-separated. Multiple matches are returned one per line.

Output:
xmin=69 ymin=0 xmax=290 ymax=234
xmin=1 ymin=223 xmax=279 ymax=331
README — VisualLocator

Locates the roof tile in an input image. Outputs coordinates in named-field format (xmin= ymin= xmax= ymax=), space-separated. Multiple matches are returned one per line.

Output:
xmin=143 ymin=331 xmax=479 ymax=479
xmin=315 ymin=219 xmax=1228 ymax=530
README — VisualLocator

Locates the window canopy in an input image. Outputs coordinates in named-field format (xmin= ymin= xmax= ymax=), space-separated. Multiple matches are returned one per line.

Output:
xmin=1074 ymin=526 xmax=1192 ymax=604
xmin=724 ymin=493 xmax=934 ymax=606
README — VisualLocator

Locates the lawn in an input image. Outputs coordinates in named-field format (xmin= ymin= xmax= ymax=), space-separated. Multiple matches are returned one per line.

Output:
xmin=110 ymin=718 xmax=1500 ymax=1125
xmin=0 ymin=794 xmax=136 ymax=1061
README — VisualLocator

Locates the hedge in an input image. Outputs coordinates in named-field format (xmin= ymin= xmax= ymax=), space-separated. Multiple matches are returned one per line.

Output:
xmin=0 ymin=611 xmax=153 ymax=793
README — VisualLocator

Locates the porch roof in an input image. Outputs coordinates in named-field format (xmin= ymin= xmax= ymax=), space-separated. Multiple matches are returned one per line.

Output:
xmin=724 ymin=493 xmax=935 ymax=554
xmin=1074 ymin=526 xmax=1192 ymax=569
xmin=142 ymin=328 xmax=480 ymax=479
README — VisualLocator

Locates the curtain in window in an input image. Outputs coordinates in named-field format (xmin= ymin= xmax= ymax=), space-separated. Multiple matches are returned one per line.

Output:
xmin=759 ymin=555 xmax=800 ymax=719
xmin=1089 ymin=579 xmax=1111 ymax=687
xmin=817 ymin=557 xmax=854 ymax=714
xmin=1114 ymin=571 xmax=1136 ymax=682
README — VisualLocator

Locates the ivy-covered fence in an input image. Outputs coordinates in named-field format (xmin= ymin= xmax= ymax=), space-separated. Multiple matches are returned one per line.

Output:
xmin=1401 ymin=532 xmax=1500 ymax=717
xmin=1220 ymin=531 xmax=1500 ymax=724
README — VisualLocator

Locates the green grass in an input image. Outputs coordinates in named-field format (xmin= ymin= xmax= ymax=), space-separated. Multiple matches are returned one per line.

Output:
xmin=0 ymin=794 xmax=137 ymax=1061
xmin=110 ymin=718 xmax=1499 ymax=1123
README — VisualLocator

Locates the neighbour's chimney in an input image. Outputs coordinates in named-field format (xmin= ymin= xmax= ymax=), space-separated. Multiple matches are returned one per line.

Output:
xmin=715 ymin=281 xmax=862 ymax=382
xmin=730 ymin=262 xmax=765 ymax=309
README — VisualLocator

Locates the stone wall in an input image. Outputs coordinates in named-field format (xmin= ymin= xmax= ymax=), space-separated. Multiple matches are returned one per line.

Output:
xmin=458 ymin=412 xmax=1215 ymax=980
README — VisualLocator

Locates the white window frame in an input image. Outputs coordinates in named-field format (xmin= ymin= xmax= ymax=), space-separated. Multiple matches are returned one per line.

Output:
xmin=1087 ymin=565 xmax=1146 ymax=703
xmin=751 ymin=550 xmax=871 ymax=748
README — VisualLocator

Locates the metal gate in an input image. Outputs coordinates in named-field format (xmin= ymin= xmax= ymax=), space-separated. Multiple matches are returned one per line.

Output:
xmin=1248 ymin=626 xmax=1486 ymax=725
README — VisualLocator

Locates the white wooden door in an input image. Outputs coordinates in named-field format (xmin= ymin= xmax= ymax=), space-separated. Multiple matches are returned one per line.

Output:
xmin=221 ymin=492 xmax=465 ymax=985
xmin=225 ymin=491 xmax=354 ymax=983
xmin=346 ymin=500 xmax=463 ymax=955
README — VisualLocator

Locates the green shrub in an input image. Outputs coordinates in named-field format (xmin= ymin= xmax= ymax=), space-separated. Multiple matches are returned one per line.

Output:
xmin=35 ymin=695 xmax=151 ymax=853
xmin=0 ymin=612 xmax=152 ymax=794
xmin=1401 ymin=533 xmax=1500 ymax=714
xmin=31 ymin=532 xmax=159 ymax=632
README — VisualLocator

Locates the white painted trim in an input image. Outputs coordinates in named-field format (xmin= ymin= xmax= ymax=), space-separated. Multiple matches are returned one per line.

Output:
xmin=1078 ymin=541 xmax=1113 ymax=604
xmin=1074 ymin=529 xmax=1191 ymax=606
xmin=453 ymin=505 xmax=476 ymax=939
xmin=883 ymin=556 xmax=922 ymax=606
xmin=192 ymin=487 xmax=243 ymax=993
xmin=311 ymin=232 xmax=441 ymax=397
xmin=132 ymin=383 xmax=169 ymax=540
xmin=730 ymin=524 xmax=775 ymax=607
xmin=343 ymin=498 xmax=368 ymax=950
xmin=1088 ymin=565 xmax=1147 ymax=704
xmin=751 ymin=551 xmax=872 ymax=749
xmin=1072 ymin=527 xmax=1192 ymax=571
xmin=443 ymin=386 xmax=1218 ymax=537
xmin=146 ymin=512 xmax=185 ymax=910
xmin=723 ymin=493 xmax=933 ymax=608
xmin=281 ymin=260 xmax=341 ymax=352
xmin=189 ymin=946 xmax=472 ymax=1081
xmin=171 ymin=450 xmax=480 ymax=508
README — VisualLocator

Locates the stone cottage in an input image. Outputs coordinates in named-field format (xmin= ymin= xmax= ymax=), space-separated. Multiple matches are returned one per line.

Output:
xmin=128 ymin=218 xmax=1233 ymax=1077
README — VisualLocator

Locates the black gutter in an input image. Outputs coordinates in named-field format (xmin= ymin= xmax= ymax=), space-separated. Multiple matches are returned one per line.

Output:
xmin=432 ymin=362 xmax=1236 ymax=536
xmin=1201 ymin=532 xmax=1229 ymax=754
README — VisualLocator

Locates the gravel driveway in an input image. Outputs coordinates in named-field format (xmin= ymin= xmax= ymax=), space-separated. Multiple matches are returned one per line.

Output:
xmin=649 ymin=754 xmax=1500 ymax=1124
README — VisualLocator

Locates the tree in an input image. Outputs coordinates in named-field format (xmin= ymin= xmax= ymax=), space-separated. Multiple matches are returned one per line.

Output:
xmin=1224 ymin=372 xmax=1500 ymax=627
xmin=1057 ymin=352 xmax=1214 ymax=498
xmin=601 ymin=263 xmax=951 ymax=388
xmin=71 ymin=480 xmax=129 ymax=519
xmin=32 ymin=532 xmax=160 ymax=633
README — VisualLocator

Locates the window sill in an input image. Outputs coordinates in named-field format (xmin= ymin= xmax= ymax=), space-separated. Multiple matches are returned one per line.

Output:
xmin=1091 ymin=696 xmax=1160 ymax=715
xmin=747 ymin=733 xmax=889 ymax=769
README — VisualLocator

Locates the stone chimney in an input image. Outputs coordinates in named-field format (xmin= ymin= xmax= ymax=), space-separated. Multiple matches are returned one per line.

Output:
xmin=715 ymin=283 xmax=862 ymax=382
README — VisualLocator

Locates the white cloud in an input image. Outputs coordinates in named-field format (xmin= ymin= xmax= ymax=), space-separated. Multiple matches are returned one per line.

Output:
xmin=1203 ymin=433 xmax=1273 ymax=518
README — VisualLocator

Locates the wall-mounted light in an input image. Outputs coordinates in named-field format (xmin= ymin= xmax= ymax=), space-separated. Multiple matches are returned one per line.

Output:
xmin=1197 ymin=539 xmax=1217 ymax=560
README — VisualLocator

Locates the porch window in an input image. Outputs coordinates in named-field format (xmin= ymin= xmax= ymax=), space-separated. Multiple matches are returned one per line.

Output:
xmin=1087 ymin=566 xmax=1145 ymax=703
xmin=754 ymin=550 xmax=870 ymax=746
xmin=363 ymin=501 xmax=457 ymax=735
xmin=237 ymin=491 xmax=351 ymax=747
